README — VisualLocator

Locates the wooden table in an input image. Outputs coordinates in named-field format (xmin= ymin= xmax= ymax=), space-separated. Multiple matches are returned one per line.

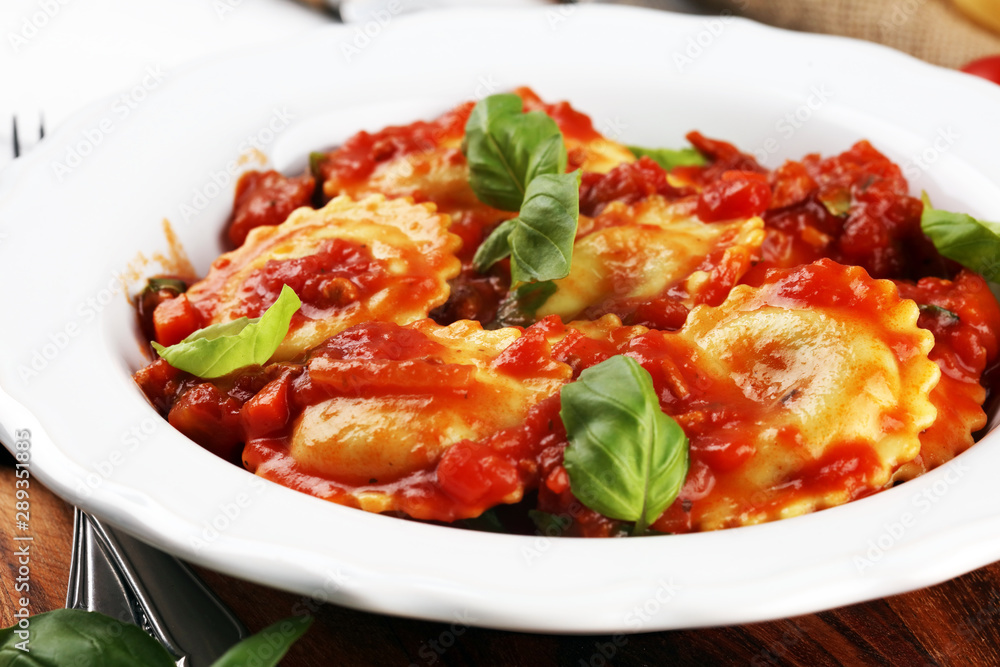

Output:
xmin=3 ymin=458 xmax=1000 ymax=667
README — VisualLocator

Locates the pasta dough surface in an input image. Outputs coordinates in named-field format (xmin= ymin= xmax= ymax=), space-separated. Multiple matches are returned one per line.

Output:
xmin=658 ymin=261 xmax=940 ymax=530
xmin=538 ymin=196 xmax=764 ymax=321
xmin=185 ymin=195 xmax=461 ymax=360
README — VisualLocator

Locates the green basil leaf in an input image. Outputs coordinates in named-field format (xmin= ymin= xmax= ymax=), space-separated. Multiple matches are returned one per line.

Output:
xmin=474 ymin=172 xmax=581 ymax=284
xmin=464 ymin=93 xmax=567 ymax=211
xmin=921 ymin=193 xmax=1000 ymax=282
xmin=472 ymin=218 xmax=517 ymax=272
xmin=152 ymin=285 xmax=301 ymax=378
xmin=458 ymin=508 xmax=507 ymax=534
xmin=529 ymin=509 xmax=572 ymax=537
xmin=309 ymin=151 xmax=327 ymax=181
xmin=818 ymin=188 xmax=852 ymax=217
xmin=492 ymin=281 xmax=558 ymax=328
xmin=143 ymin=277 xmax=188 ymax=296
xmin=210 ymin=615 xmax=312 ymax=667
xmin=626 ymin=145 xmax=706 ymax=171
xmin=508 ymin=170 xmax=581 ymax=284
xmin=918 ymin=303 xmax=961 ymax=326
xmin=0 ymin=609 xmax=175 ymax=667
xmin=560 ymin=355 xmax=689 ymax=536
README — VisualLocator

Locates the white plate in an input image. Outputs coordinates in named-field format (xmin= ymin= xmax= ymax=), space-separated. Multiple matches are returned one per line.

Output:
xmin=3 ymin=6 xmax=1000 ymax=633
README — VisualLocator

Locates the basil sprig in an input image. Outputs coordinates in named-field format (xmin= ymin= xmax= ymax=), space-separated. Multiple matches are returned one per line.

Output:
xmin=626 ymin=145 xmax=706 ymax=171
xmin=560 ymin=355 xmax=689 ymax=536
xmin=529 ymin=509 xmax=572 ymax=536
xmin=921 ymin=193 xmax=1000 ymax=282
xmin=464 ymin=93 xmax=580 ymax=284
xmin=493 ymin=281 xmax=558 ymax=328
xmin=153 ymin=284 xmax=301 ymax=378
xmin=0 ymin=609 xmax=311 ymax=667
xmin=213 ymin=614 xmax=313 ymax=666
xmin=473 ymin=171 xmax=581 ymax=284
xmin=463 ymin=93 xmax=567 ymax=211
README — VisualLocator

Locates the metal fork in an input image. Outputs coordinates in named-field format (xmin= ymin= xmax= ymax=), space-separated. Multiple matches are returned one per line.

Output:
xmin=11 ymin=115 xmax=44 ymax=158
xmin=9 ymin=118 xmax=250 ymax=666
xmin=66 ymin=509 xmax=250 ymax=666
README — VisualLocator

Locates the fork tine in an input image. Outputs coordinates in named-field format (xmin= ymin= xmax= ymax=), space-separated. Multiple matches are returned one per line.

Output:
xmin=9 ymin=114 xmax=45 ymax=161
xmin=12 ymin=116 xmax=20 ymax=158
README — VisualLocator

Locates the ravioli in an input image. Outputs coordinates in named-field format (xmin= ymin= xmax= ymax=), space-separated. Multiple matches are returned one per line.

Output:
xmin=318 ymin=88 xmax=635 ymax=257
xmin=655 ymin=260 xmax=940 ymax=531
xmin=133 ymin=90 xmax=1000 ymax=539
xmin=893 ymin=271 xmax=1000 ymax=480
xmin=248 ymin=318 xmax=574 ymax=519
xmin=537 ymin=196 xmax=765 ymax=321
xmin=184 ymin=195 xmax=461 ymax=360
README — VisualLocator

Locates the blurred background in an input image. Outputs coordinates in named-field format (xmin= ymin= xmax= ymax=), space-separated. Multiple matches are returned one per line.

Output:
xmin=1 ymin=0 xmax=998 ymax=169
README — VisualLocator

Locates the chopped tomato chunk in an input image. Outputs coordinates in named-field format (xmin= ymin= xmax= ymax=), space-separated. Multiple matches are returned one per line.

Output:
xmin=152 ymin=295 xmax=202 ymax=347
xmin=696 ymin=170 xmax=772 ymax=222
xmin=227 ymin=170 xmax=315 ymax=247
xmin=241 ymin=374 xmax=292 ymax=438
xmin=168 ymin=383 xmax=244 ymax=461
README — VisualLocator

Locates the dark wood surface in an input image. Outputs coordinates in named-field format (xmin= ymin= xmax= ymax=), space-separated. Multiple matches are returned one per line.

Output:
xmin=3 ymin=457 xmax=1000 ymax=667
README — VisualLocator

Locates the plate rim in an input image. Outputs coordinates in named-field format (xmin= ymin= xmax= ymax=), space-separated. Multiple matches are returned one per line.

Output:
xmin=2 ymin=5 xmax=1000 ymax=633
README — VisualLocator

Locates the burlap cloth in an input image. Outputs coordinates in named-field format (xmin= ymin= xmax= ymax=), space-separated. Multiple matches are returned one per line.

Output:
xmin=623 ymin=0 xmax=1000 ymax=68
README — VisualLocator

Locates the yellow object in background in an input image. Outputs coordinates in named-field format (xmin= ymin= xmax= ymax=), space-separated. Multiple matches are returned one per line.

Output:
xmin=954 ymin=0 xmax=1000 ymax=34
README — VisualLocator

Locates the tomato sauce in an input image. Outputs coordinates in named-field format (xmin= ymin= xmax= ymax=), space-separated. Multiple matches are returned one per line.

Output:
xmin=242 ymin=319 xmax=574 ymax=521
xmin=749 ymin=141 xmax=942 ymax=283
xmin=579 ymin=157 xmax=690 ymax=218
xmin=227 ymin=170 xmax=315 ymax=247
xmin=317 ymin=102 xmax=473 ymax=188
xmin=133 ymin=88 xmax=1000 ymax=537
xmin=516 ymin=87 xmax=602 ymax=143
xmin=232 ymin=238 xmax=386 ymax=322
